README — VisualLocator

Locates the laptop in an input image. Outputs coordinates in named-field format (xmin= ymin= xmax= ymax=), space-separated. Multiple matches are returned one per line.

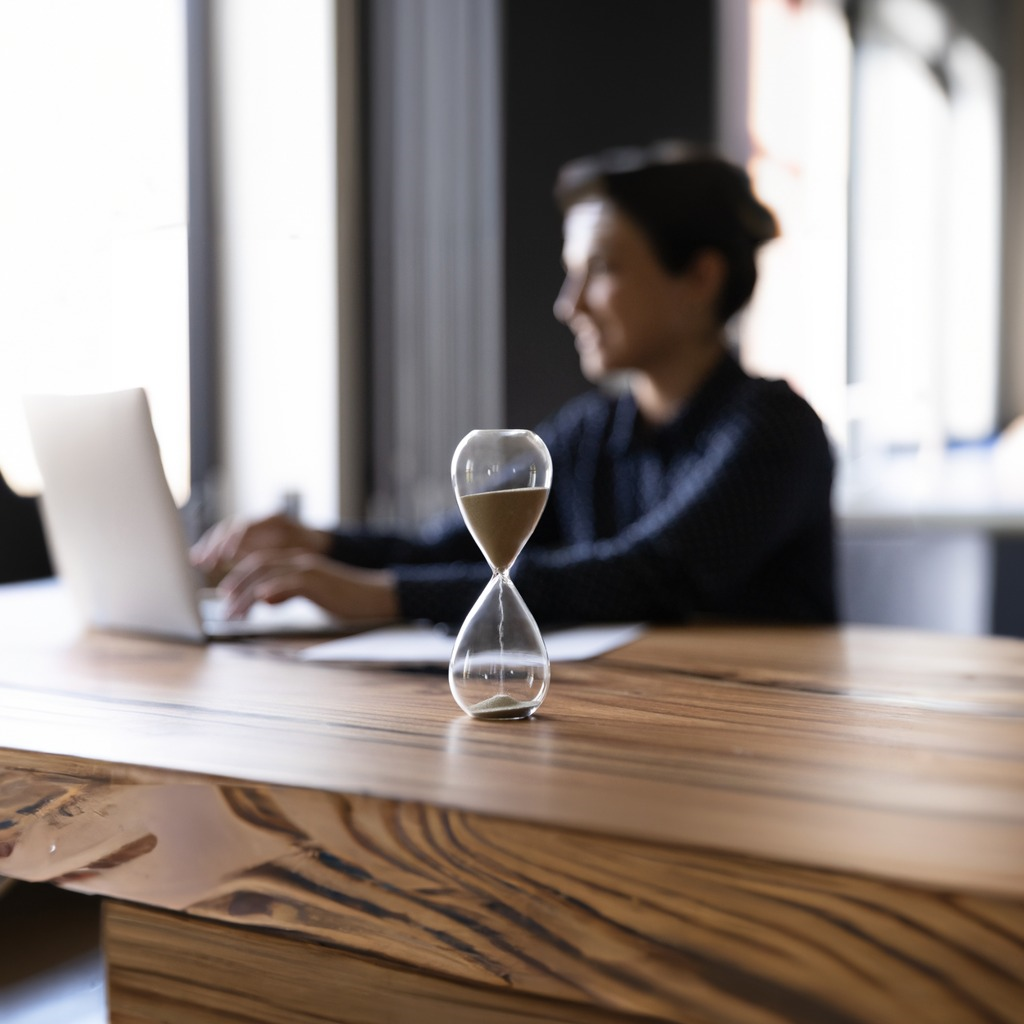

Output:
xmin=23 ymin=388 xmax=356 ymax=642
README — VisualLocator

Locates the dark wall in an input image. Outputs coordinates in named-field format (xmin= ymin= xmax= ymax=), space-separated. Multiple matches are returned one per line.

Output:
xmin=993 ymin=536 xmax=1024 ymax=638
xmin=0 ymin=471 xmax=52 ymax=583
xmin=502 ymin=0 xmax=716 ymax=429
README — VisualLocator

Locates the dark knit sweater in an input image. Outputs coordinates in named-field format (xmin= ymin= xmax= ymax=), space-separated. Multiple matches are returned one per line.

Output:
xmin=329 ymin=355 xmax=836 ymax=627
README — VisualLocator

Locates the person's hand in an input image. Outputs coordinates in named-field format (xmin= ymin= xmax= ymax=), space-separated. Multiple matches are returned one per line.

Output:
xmin=218 ymin=549 xmax=399 ymax=623
xmin=190 ymin=513 xmax=332 ymax=583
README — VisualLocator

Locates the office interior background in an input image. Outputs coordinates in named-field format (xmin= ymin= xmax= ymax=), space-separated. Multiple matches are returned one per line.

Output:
xmin=1 ymin=0 xmax=1022 ymax=635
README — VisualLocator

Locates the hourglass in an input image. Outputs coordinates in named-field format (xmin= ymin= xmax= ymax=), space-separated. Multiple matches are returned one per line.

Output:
xmin=449 ymin=429 xmax=553 ymax=720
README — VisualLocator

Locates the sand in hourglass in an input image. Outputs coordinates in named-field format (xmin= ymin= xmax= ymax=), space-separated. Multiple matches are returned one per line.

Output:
xmin=457 ymin=485 xmax=548 ymax=718
xmin=458 ymin=486 xmax=548 ymax=571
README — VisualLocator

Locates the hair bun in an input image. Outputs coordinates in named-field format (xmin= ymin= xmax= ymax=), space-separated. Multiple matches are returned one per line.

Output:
xmin=736 ymin=192 xmax=779 ymax=246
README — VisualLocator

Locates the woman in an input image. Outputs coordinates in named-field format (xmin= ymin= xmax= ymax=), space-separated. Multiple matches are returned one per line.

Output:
xmin=193 ymin=142 xmax=836 ymax=626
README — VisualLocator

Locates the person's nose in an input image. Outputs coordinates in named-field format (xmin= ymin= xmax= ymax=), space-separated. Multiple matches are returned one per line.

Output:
xmin=553 ymin=273 xmax=584 ymax=323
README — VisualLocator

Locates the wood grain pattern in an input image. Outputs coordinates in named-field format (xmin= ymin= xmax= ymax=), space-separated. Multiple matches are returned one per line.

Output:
xmin=104 ymin=901 xmax=640 ymax=1024
xmin=1 ymin=581 xmax=1023 ymax=1022
xmin=1 ymin=630 xmax=1020 ymax=894
xmin=3 ymin=765 xmax=1023 ymax=1022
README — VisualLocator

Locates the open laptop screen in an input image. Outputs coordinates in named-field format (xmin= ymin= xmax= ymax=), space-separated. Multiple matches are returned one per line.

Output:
xmin=24 ymin=388 xmax=208 ymax=642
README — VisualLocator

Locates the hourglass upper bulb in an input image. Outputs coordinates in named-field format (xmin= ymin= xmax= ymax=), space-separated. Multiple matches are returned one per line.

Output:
xmin=451 ymin=430 xmax=552 ymax=572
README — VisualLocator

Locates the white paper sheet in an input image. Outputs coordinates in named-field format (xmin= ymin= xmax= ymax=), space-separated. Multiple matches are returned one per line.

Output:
xmin=297 ymin=622 xmax=647 ymax=667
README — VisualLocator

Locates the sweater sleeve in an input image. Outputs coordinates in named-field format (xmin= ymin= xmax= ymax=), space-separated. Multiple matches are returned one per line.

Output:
xmin=325 ymin=508 xmax=494 ymax=625
xmin=326 ymin=507 xmax=476 ymax=567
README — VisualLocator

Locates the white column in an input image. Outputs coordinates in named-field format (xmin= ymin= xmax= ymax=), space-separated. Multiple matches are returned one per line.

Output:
xmin=213 ymin=0 xmax=360 ymax=526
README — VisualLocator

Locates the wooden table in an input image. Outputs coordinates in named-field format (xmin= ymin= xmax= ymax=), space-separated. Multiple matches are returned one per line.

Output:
xmin=1 ymin=580 xmax=1022 ymax=1023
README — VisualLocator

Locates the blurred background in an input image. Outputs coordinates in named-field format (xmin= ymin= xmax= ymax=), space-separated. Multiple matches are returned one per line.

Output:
xmin=1 ymin=0 xmax=1022 ymax=635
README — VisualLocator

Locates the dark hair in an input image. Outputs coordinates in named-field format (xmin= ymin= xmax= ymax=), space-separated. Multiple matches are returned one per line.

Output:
xmin=554 ymin=140 xmax=779 ymax=323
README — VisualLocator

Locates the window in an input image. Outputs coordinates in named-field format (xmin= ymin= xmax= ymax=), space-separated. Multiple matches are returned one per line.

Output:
xmin=0 ymin=0 xmax=358 ymax=528
xmin=0 ymin=0 xmax=190 ymax=501
xmin=848 ymin=0 xmax=1002 ymax=453
xmin=738 ymin=0 xmax=1004 ymax=458
xmin=742 ymin=0 xmax=852 ymax=447
xmin=211 ymin=0 xmax=352 ymax=526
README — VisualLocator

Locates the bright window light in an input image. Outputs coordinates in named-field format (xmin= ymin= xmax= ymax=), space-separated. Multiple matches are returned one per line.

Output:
xmin=0 ymin=0 xmax=190 ymax=501
xmin=941 ymin=35 xmax=1002 ymax=442
xmin=849 ymin=37 xmax=948 ymax=451
xmin=743 ymin=0 xmax=852 ymax=447
xmin=744 ymin=0 xmax=1004 ymax=457
xmin=212 ymin=0 xmax=341 ymax=525
xmin=849 ymin=0 xmax=1003 ymax=453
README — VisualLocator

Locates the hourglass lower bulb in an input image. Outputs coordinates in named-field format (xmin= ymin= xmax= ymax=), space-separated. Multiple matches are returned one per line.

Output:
xmin=448 ymin=430 xmax=552 ymax=720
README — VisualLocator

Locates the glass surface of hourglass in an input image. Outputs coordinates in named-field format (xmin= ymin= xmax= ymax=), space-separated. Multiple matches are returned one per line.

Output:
xmin=449 ymin=429 xmax=552 ymax=720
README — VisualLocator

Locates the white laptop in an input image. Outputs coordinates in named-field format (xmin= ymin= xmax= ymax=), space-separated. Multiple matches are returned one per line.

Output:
xmin=23 ymin=388 xmax=353 ymax=642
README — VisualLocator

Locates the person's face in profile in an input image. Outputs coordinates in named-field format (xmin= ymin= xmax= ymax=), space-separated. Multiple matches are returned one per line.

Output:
xmin=554 ymin=199 xmax=717 ymax=384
